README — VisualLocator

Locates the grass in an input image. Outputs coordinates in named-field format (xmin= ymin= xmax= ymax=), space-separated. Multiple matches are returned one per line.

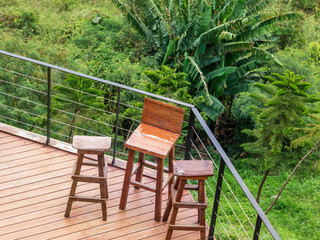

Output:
xmin=203 ymin=161 xmax=320 ymax=240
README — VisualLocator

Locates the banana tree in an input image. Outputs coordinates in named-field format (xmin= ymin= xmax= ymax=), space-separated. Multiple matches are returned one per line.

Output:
xmin=112 ymin=0 xmax=294 ymax=120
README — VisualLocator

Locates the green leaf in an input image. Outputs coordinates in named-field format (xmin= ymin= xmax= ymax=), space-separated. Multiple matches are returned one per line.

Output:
xmin=162 ymin=39 xmax=175 ymax=65
xmin=206 ymin=67 xmax=237 ymax=81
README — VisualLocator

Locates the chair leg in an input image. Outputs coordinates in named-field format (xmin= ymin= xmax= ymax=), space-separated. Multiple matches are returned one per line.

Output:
xmin=98 ymin=154 xmax=107 ymax=221
xmin=119 ymin=149 xmax=135 ymax=210
xmin=155 ymin=157 xmax=164 ymax=222
xmin=168 ymin=146 xmax=174 ymax=199
xmin=65 ymin=153 xmax=84 ymax=217
xmin=135 ymin=152 xmax=145 ymax=189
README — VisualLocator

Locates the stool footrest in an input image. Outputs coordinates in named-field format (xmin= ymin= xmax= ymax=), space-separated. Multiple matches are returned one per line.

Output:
xmin=173 ymin=201 xmax=207 ymax=209
xmin=144 ymin=160 xmax=169 ymax=173
xmin=184 ymin=184 xmax=199 ymax=190
xmin=72 ymin=175 xmax=106 ymax=183
xmin=130 ymin=180 xmax=156 ymax=192
xmin=82 ymin=160 xmax=99 ymax=166
xmin=162 ymin=173 xmax=174 ymax=191
xmin=168 ymin=224 xmax=206 ymax=231
xmin=70 ymin=195 xmax=106 ymax=203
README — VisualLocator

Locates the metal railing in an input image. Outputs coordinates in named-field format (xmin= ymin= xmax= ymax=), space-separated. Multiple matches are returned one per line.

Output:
xmin=0 ymin=50 xmax=280 ymax=240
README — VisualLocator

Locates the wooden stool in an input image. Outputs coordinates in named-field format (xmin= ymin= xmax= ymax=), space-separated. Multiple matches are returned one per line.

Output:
xmin=64 ymin=135 xmax=111 ymax=221
xmin=119 ymin=97 xmax=185 ymax=222
xmin=162 ymin=160 xmax=214 ymax=240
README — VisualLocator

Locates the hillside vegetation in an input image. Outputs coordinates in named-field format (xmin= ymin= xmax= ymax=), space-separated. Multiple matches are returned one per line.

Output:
xmin=0 ymin=0 xmax=320 ymax=239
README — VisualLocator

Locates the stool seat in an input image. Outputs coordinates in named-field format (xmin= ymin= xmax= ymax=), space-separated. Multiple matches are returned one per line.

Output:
xmin=72 ymin=135 xmax=111 ymax=152
xmin=125 ymin=123 xmax=180 ymax=159
xmin=173 ymin=160 xmax=214 ymax=178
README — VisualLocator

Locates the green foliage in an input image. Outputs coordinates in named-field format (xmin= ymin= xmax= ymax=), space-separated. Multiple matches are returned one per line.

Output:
xmin=309 ymin=42 xmax=320 ymax=65
xmin=242 ymin=71 xmax=318 ymax=170
xmin=0 ymin=10 xmax=39 ymax=37
xmin=51 ymin=74 xmax=112 ymax=141
xmin=112 ymin=0 xmax=293 ymax=120
xmin=145 ymin=65 xmax=193 ymax=103
xmin=292 ymin=0 xmax=320 ymax=14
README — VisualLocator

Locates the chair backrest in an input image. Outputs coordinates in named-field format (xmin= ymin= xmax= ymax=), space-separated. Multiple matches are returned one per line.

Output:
xmin=141 ymin=97 xmax=185 ymax=134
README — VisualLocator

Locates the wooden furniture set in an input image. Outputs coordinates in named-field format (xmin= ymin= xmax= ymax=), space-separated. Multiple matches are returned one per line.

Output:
xmin=64 ymin=97 xmax=213 ymax=239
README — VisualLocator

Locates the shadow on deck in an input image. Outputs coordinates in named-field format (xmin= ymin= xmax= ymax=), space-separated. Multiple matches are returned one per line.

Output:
xmin=0 ymin=130 xmax=204 ymax=239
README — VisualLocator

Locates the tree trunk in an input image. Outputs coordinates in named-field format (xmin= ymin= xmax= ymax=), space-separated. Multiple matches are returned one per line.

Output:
xmin=256 ymin=170 xmax=269 ymax=204
xmin=265 ymin=140 xmax=320 ymax=214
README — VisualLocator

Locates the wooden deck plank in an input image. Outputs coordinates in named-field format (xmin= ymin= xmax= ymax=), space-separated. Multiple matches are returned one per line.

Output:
xmin=0 ymin=185 xmax=156 ymax=239
xmin=0 ymin=131 xmax=204 ymax=240
xmin=0 ymin=143 xmax=46 ymax=158
xmin=0 ymin=135 xmax=22 ymax=144
xmin=0 ymin=146 xmax=58 ymax=163
xmin=0 ymin=151 xmax=69 ymax=176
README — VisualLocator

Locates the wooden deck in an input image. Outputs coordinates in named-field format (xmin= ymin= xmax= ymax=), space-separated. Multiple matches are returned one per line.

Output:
xmin=0 ymin=131 xmax=204 ymax=239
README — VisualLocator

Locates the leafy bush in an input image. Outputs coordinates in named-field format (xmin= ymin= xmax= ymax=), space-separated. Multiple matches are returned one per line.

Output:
xmin=309 ymin=42 xmax=320 ymax=64
xmin=0 ymin=10 xmax=39 ymax=36
xmin=292 ymin=0 xmax=320 ymax=14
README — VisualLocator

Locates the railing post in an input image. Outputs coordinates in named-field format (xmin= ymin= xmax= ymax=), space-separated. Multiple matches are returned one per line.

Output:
xmin=184 ymin=108 xmax=195 ymax=160
xmin=253 ymin=215 xmax=262 ymax=240
xmin=112 ymin=87 xmax=121 ymax=165
xmin=46 ymin=67 xmax=51 ymax=145
xmin=208 ymin=159 xmax=226 ymax=240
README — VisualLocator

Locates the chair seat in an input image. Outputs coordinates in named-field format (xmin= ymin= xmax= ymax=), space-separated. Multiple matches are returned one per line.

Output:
xmin=72 ymin=135 xmax=111 ymax=152
xmin=173 ymin=160 xmax=214 ymax=178
xmin=125 ymin=123 xmax=180 ymax=159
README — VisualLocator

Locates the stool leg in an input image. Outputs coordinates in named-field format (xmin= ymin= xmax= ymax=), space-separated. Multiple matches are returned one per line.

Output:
xmin=119 ymin=149 xmax=135 ymax=210
xmin=198 ymin=180 xmax=206 ymax=240
xmin=155 ymin=157 xmax=164 ymax=222
xmin=134 ymin=152 xmax=145 ymax=189
xmin=168 ymin=146 xmax=174 ymax=199
xmin=65 ymin=153 xmax=84 ymax=217
xmin=163 ymin=176 xmax=179 ymax=222
xmin=165 ymin=179 xmax=186 ymax=239
xmin=98 ymin=154 xmax=107 ymax=221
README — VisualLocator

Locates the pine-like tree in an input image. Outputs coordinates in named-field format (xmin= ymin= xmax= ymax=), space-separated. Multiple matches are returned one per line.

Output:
xmin=241 ymin=70 xmax=319 ymax=201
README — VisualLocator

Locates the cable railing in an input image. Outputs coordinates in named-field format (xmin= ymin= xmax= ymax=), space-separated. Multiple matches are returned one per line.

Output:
xmin=0 ymin=50 xmax=280 ymax=240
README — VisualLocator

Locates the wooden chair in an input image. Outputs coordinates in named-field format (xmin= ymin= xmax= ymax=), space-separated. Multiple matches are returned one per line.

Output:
xmin=162 ymin=160 xmax=214 ymax=240
xmin=119 ymin=97 xmax=185 ymax=221
xmin=64 ymin=135 xmax=111 ymax=221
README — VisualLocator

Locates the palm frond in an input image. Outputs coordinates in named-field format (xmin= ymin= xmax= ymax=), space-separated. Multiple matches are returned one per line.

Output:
xmin=211 ymin=0 xmax=236 ymax=26
xmin=245 ymin=0 xmax=273 ymax=15
xmin=185 ymin=56 xmax=212 ymax=104
xmin=216 ymin=41 xmax=254 ymax=54
xmin=257 ymin=13 xmax=295 ymax=28
xmin=198 ymin=94 xmax=226 ymax=120
xmin=211 ymin=0 xmax=227 ymax=11
xmin=219 ymin=31 xmax=237 ymax=41
xmin=252 ymin=47 xmax=282 ymax=66
xmin=111 ymin=0 xmax=153 ymax=41
xmin=236 ymin=24 xmax=278 ymax=41
xmin=197 ymin=3 xmax=211 ymax=35
xmin=193 ymin=23 xmax=229 ymax=46
xmin=145 ymin=0 xmax=170 ymax=36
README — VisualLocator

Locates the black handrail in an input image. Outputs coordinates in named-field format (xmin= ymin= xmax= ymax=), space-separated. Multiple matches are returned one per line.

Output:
xmin=0 ymin=50 xmax=280 ymax=240
xmin=0 ymin=50 xmax=193 ymax=108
